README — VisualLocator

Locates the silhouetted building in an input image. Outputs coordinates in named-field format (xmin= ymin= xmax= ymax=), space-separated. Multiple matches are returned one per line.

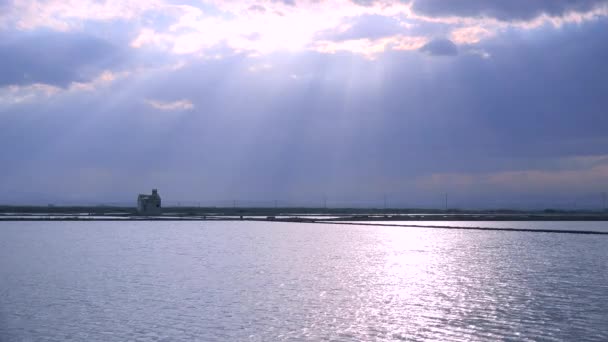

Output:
xmin=137 ymin=189 xmax=161 ymax=215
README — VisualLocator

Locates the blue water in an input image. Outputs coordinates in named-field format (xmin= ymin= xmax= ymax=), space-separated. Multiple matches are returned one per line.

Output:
xmin=1 ymin=221 xmax=607 ymax=341
xmin=341 ymin=220 xmax=608 ymax=233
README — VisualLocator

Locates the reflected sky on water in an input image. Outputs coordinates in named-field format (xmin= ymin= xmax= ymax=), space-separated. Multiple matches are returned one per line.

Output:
xmin=1 ymin=221 xmax=607 ymax=341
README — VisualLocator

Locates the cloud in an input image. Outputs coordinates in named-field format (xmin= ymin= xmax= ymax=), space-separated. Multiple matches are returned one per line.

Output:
xmin=0 ymin=0 xmax=8 ymax=12
xmin=248 ymin=63 xmax=273 ymax=72
xmin=130 ymin=0 xmax=414 ymax=56
xmin=145 ymin=99 xmax=194 ymax=111
xmin=1 ymin=2 xmax=608 ymax=207
xmin=450 ymin=26 xmax=494 ymax=44
xmin=313 ymin=35 xmax=427 ymax=58
xmin=8 ymin=0 xmax=162 ymax=31
xmin=130 ymin=28 xmax=173 ymax=49
xmin=416 ymin=155 xmax=608 ymax=196
xmin=273 ymin=0 xmax=296 ymax=6
xmin=0 ymin=31 xmax=125 ymax=88
xmin=411 ymin=0 xmax=608 ymax=21
xmin=0 ymin=83 xmax=60 ymax=106
xmin=248 ymin=4 xmax=266 ymax=13
xmin=419 ymin=38 xmax=458 ymax=56
xmin=1 ymin=0 xmax=607 ymax=61
xmin=0 ymin=70 xmax=130 ymax=106
xmin=350 ymin=0 xmax=376 ymax=6
xmin=317 ymin=14 xmax=406 ymax=41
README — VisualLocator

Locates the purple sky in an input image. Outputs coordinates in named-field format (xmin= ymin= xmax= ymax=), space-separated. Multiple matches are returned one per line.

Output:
xmin=1 ymin=0 xmax=608 ymax=209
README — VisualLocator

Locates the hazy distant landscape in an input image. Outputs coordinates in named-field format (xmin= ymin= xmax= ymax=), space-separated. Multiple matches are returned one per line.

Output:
xmin=2 ymin=204 xmax=607 ymax=219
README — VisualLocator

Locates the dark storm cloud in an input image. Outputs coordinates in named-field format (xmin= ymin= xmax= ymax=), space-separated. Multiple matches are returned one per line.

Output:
xmin=419 ymin=38 xmax=458 ymax=56
xmin=0 ymin=31 xmax=125 ymax=88
xmin=411 ymin=0 xmax=608 ymax=21
xmin=376 ymin=19 xmax=608 ymax=163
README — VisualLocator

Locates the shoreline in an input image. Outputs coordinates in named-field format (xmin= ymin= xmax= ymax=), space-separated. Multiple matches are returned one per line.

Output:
xmin=2 ymin=213 xmax=608 ymax=222
xmin=1 ymin=215 xmax=607 ymax=235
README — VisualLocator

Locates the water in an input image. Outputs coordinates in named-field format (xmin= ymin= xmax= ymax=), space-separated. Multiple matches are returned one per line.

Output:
xmin=341 ymin=221 xmax=608 ymax=233
xmin=1 ymin=221 xmax=607 ymax=341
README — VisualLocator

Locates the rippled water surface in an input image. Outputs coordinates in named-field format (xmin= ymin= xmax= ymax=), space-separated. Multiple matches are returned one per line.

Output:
xmin=341 ymin=221 xmax=608 ymax=233
xmin=1 ymin=221 xmax=608 ymax=341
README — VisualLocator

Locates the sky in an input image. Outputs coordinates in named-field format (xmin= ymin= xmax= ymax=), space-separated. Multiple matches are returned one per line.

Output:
xmin=1 ymin=0 xmax=608 ymax=209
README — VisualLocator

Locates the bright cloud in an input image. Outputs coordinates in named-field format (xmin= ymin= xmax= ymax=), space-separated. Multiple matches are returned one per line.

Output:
xmin=3 ymin=0 xmax=607 ymax=58
xmin=0 ymin=83 xmax=60 ymax=106
xmin=145 ymin=99 xmax=194 ymax=111
xmin=0 ymin=70 xmax=129 ymax=106
xmin=450 ymin=26 xmax=494 ymax=44
xmin=313 ymin=35 xmax=427 ymax=59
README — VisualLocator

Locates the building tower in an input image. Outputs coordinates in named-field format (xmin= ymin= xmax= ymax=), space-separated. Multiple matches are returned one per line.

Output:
xmin=137 ymin=189 xmax=162 ymax=215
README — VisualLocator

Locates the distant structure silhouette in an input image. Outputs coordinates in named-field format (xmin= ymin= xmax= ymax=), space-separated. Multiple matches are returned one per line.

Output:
xmin=137 ymin=189 xmax=161 ymax=215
